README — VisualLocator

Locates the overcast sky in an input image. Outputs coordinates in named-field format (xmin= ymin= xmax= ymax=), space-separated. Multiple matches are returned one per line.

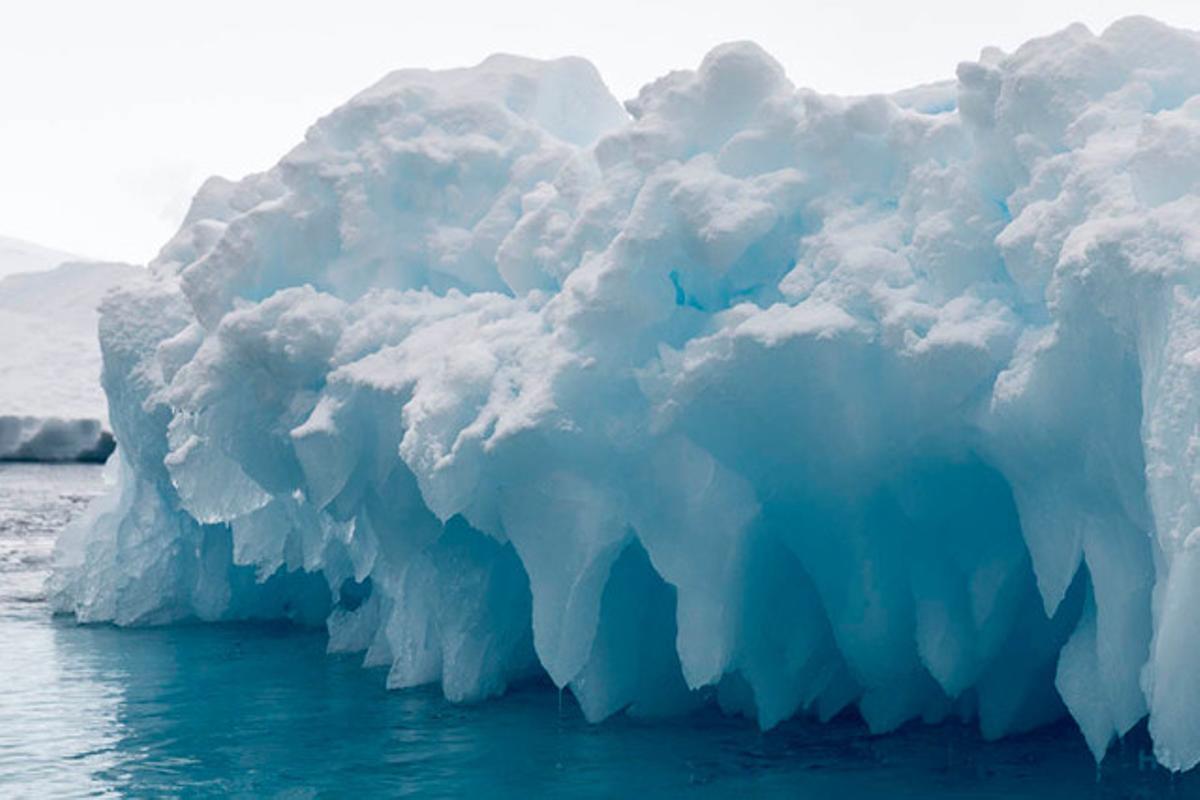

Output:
xmin=3 ymin=0 xmax=1200 ymax=264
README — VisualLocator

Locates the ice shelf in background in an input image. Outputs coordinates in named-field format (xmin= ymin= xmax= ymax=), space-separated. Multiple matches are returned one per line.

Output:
xmin=0 ymin=260 xmax=141 ymax=462
xmin=0 ymin=236 xmax=82 ymax=280
xmin=48 ymin=17 xmax=1200 ymax=771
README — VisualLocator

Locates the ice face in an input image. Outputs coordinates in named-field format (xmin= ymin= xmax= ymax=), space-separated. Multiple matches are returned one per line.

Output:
xmin=48 ymin=19 xmax=1200 ymax=770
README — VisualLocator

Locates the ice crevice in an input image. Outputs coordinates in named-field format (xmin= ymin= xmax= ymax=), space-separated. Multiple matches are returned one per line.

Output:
xmin=48 ymin=17 xmax=1200 ymax=770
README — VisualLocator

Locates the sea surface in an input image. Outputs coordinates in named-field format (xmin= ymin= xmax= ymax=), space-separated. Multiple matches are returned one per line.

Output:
xmin=0 ymin=462 xmax=1194 ymax=798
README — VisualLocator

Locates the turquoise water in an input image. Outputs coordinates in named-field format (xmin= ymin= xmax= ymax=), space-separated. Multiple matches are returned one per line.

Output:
xmin=0 ymin=463 xmax=1194 ymax=798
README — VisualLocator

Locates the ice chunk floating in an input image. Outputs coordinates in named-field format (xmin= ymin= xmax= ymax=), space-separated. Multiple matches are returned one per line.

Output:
xmin=50 ymin=16 xmax=1200 ymax=771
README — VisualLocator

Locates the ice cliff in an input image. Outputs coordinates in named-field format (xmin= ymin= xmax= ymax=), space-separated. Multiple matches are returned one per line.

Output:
xmin=49 ymin=17 xmax=1200 ymax=770
xmin=0 ymin=259 xmax=140 ymax=461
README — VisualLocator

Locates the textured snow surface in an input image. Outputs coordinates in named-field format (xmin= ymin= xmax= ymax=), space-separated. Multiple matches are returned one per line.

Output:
xmin=49 ymin=18 xmax=1200 ymax=770
xmin=0 ymin=260 xmax=140 ymax=461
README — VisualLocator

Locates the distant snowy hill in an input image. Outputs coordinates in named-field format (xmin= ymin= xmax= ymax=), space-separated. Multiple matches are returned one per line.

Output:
xmin=0 ymin=252 xmax=141 ymax=461
xmin=0 ymin=235 xmax=82 ymax=279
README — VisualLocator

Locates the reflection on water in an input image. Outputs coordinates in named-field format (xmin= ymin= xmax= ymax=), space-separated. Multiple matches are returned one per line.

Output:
xmin=1 ymin=463 xmax=1196 ymax=798
xmin=0 ymin=464 xmax=120 ymax=798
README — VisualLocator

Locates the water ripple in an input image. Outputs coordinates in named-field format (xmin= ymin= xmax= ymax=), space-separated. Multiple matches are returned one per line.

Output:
xmin=2 ymin=463 xmax=1198 ymax=798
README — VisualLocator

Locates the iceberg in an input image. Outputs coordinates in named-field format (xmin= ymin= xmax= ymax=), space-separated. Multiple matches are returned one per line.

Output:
xmin=49 ymin=17 xmax=1200 ymax=770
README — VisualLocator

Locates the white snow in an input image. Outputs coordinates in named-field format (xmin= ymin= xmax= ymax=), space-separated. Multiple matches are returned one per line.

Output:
xmin=46 ymin=18 xmax=1200 ymax=770
xmin=0 ymin=236 xmax=82 ymax=279
xmin=0 ymin=258 xmax=141 ymax=460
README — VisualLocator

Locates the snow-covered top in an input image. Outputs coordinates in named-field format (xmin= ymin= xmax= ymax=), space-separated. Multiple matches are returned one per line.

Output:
xmin=349 ymin=53 xmax=630 ymax=147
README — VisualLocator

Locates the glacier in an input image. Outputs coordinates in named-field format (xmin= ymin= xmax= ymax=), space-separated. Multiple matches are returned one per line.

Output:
xmin=48 ymin=16 xmax=1200 ymax=770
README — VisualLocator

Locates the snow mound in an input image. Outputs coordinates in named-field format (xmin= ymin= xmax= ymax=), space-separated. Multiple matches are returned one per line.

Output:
xmin=48 ymin=20 xmax=1200 ymax=770
xmin=0 ymin=236 xmax=81 ymax=279
xmin=0 ymin=260 xmax=141 ymax=461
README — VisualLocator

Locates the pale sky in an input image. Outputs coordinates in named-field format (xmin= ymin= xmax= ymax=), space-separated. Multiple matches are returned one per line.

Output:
xmin=3 ymin=0 xmax=1199 ymax=264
